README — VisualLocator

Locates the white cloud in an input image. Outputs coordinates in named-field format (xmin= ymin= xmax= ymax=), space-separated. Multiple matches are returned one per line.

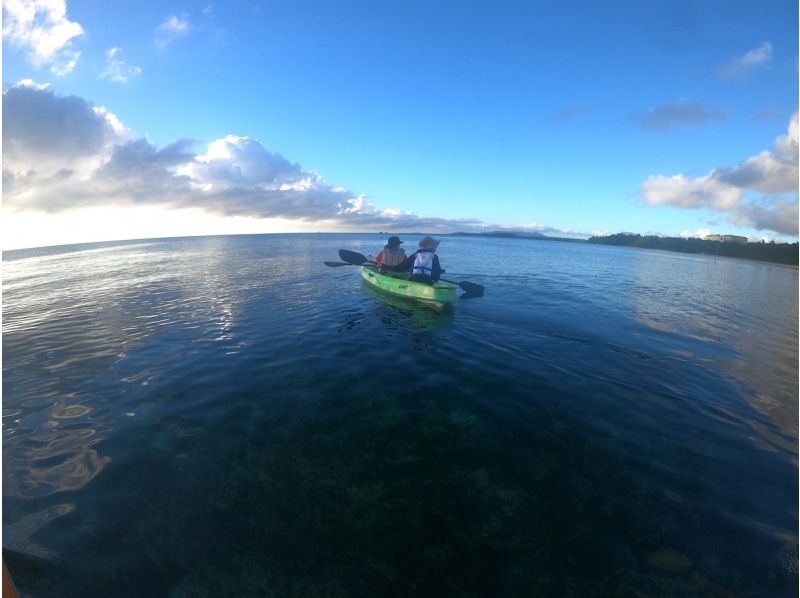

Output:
xmin=726 ymin=198 xmax=799 ymax=236
xmin=100 ymin=47 xmax=142 ymax=84
xmin=640 ymin=113 xmax=799 ymax=236
xmin=717 ymin=112 xmax=798 ymax=193
xmin=50 ymin=50 xmax=80 ymax=76
xmin=2 ymin=83 xmax=590 ymax=243
xmin=749 ymin=234 xmax=784 ymax=244
xmin=719 ymin=42 xmax=773 ymax=80
xmin=2 ymin=81 xmax=132 ymax=179
xmin=0 ymin=84 xmax=471 ymax=230
xmin=641 ymin=174 xmax=742 ymax=210
xmin=2 ymin=0 xmax=84 ymax=75
xmin=177 ymin=135 xmax=303 ymax=192
xmin=155 ymin=14 xmax=191 ymax=50
xmin=677 ymin=229 xmax=712 ymax=239
xmin=14 ymin=78 xmax=50 ymax=90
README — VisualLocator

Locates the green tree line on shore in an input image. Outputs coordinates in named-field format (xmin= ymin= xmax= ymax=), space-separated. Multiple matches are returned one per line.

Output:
xmin=587 ymin=234 xmax=798 ymax=265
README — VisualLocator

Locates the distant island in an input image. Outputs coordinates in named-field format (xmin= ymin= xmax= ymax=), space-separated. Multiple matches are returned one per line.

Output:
xmin=443 ymin=230 xmax=798 ymax=266
xmin=587 ymin=233 xmax=798 ymax=266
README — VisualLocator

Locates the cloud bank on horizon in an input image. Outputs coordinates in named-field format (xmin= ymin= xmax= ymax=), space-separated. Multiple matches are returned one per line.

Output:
xmin=2 ymin=81 xmax=528 ymax=235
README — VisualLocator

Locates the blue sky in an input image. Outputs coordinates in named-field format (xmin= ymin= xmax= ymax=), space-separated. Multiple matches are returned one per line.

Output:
xmin=2 ymin=0 xmax=798 ymax=248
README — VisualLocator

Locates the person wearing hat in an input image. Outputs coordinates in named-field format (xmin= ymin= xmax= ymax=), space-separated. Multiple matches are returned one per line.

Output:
xmin=406 ymin=236 xmax=443 ymax=284
xmin=375 ymin=236 xmax=408 ymax=273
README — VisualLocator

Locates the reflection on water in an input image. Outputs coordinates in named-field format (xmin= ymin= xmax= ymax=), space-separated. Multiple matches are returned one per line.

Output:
xmin=4 ymin=503 xmax=75 ymax=559
xmin=360 ymin=280 xmax=455 ymax=332
xmin=627 ymin=251 xmax=798 ymax=448
xmin=2 ymin=234 xmax=797 ymax=597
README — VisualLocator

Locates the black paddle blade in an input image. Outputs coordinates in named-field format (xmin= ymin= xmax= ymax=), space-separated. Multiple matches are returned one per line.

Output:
xmin=457 ymin=281 xmax=484 ymax=296
xmin=338 ymin=249 xmax=369 ymax=265
xmin=324 ymin=261 xmax=351 ymax=267
xmin=441 ymin=277 xmax=485 ymax=297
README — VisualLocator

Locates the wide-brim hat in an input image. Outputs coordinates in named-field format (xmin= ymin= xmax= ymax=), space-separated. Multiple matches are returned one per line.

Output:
xmin=387 ymin=236 xmax=404 ymax=246
xmin=418 ymin=236 xmax=440 ymax=249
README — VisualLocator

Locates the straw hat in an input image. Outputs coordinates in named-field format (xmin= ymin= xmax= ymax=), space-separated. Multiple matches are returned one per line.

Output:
xmin=418 ymin=236 xmax=440 ymax=249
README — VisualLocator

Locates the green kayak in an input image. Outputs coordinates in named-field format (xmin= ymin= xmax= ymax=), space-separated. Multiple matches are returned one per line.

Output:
xmin=361 ymin=266 xmax=458 ymax=304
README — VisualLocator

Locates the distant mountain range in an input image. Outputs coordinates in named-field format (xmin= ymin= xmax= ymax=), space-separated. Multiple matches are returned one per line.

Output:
xmin=447 ymin=231 xmax=584 ymax=242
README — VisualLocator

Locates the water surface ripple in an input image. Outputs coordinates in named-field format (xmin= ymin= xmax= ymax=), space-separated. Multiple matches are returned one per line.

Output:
xmin=3 ymin=234 xmax=797 ymax=596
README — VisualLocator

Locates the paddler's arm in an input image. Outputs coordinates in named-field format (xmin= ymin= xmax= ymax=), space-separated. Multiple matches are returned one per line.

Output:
xmin=432 ymin=255 xmax=442 ymax=282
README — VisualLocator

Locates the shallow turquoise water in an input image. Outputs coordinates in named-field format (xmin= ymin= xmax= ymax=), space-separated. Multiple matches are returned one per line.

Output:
xmin=3 ymin=233 xmax=797 ymax=596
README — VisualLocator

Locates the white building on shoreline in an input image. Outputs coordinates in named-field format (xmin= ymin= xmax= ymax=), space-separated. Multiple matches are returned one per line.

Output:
xmin=704 ymin=234 xmax=748 ymax=244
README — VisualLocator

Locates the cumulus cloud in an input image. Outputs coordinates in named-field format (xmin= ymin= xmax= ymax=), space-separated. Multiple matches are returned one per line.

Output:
xmin=2 ymin=0 xmax=84 ymax=75
xmin=719 ymin=42 xmax=772 ymax=80
xmin=630 ymin=98 xmax=727 ymax=131
xmin=726 ymin=198 xmax=799 ymax=236
xmin=640 ymin=113 xmax=799 ymax=236
xmin=716 ymin=112 xmax=798 ymax=193
xmin=177 ymin=136 xmax=303 ymax=192
xmin=100 ymin=47 xmax=142 ymax=84
xmin=678 ymin=229 xmax=712 ymax=239
xmin=6 ymin=82 xmax=552 ymax=235
xmin=155 ymin=14 xmax=191 ymax=50
xmin=641 ymin=174 xmax=741 ymax=210
xmin=2 ymin=82 xmax=131 ymax=175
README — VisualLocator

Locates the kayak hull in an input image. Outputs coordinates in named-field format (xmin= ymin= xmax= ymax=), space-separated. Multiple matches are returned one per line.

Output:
xmin=360 ymin=267 xmax=457 ymax=304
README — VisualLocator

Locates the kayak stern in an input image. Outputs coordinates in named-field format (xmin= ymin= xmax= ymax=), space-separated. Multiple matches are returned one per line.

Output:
xmin=360 ymin=267 xmax=457 ymax=304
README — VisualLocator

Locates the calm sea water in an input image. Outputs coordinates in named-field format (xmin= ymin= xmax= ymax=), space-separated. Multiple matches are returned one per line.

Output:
xmin=3 ymin=233 xmax=797 ymax=597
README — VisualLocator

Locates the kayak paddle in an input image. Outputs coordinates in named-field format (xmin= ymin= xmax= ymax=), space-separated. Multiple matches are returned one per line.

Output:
xmin=338 ymin=249 xmax=373 ymax=265
xmin=439 ymin=277 xmax=484 ymax=297
xmin=337 ymin=249 xmax=484 ymax=296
